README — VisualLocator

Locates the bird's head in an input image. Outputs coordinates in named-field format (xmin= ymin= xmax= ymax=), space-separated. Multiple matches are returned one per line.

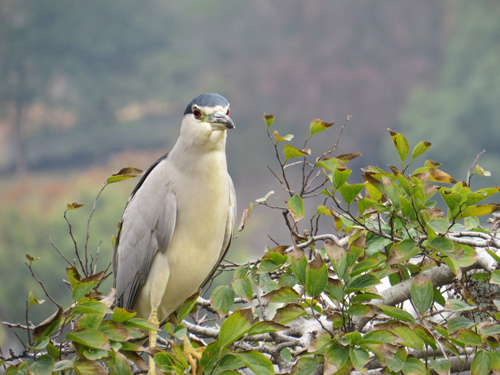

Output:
xmin=180 ymin=93 xmax=234 ymax=148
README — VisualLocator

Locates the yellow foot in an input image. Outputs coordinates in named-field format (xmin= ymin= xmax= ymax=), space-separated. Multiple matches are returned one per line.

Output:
xmin=148 ymin=309 xmax=160 ymax=375
xmin=182 ymin=336 xmax=204 ymax=375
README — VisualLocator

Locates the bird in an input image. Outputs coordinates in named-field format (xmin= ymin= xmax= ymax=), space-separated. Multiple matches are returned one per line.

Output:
xmin=112 ymin=93 xmax=236 ymax=372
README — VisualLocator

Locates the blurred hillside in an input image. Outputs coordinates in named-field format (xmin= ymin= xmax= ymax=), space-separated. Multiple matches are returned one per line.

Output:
xmin=1 ymin=0 xmax=500 ymax=347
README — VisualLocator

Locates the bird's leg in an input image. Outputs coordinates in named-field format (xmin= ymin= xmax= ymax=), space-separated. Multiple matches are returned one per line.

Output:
xmin=148 ymin=307 xmax=160 ymax=375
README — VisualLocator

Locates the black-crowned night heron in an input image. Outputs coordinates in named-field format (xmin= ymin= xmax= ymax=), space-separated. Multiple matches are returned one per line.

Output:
xmin=112 ymin=93 xmax=236 ymax=373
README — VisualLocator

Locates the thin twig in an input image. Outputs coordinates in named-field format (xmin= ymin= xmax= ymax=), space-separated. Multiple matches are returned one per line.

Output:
xmin=25 ymin=263 xmax=61 ymax=308
xmin=84 ymin=182 xmax=108 ymax=276
xmin=466 ymin=149 xmax=486 ymax=187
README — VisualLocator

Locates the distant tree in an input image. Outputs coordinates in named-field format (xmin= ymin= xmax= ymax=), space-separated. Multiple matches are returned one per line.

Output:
xmin=2 ymin=117 xmax=500 ymax=374
xmin=0 ymin=0 xmax=195 ymax=174
xmin=399 ymin=0 xmax=500 ymax=178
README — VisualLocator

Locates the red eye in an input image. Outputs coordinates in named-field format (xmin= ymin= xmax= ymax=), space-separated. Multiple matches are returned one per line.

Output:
xmin=226 ymin=108 xmax=230 ymax=116
xmin=193 ymin=107 xmax=202 ymax=119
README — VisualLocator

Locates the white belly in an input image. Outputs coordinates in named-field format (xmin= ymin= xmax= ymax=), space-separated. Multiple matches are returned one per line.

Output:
xmin=134 ymin=168 xmax=230 ymax=323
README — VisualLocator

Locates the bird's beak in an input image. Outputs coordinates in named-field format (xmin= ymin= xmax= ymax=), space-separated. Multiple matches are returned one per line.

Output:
xmin=207 ymin=111 xmax=235 ymax=130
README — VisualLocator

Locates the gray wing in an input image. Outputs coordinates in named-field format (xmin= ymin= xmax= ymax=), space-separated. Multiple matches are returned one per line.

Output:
xmin=113 ymin=157 xmax=177 ymax=311
xmin=201 ymin=174 xmax=236 ymax=289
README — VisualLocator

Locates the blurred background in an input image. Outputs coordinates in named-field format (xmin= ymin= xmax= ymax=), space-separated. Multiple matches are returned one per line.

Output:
xmin=1 ymin=0 xmax=499 ymax=348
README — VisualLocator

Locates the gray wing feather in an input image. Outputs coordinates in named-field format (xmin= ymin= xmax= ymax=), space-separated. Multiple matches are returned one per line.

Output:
xmin=113 ymin=161 xmax=177 ymax=311
xmin=201 ymin=175 xmax=236 ymax=288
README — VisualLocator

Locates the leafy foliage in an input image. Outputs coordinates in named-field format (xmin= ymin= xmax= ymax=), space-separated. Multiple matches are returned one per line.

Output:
xmin=2 ymin=116 xmax=500 ymax=374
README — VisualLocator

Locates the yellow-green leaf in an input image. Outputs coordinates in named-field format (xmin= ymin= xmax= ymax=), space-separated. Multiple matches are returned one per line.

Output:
xmin=471 ymin=350 xmax=491 ymax=375
xmin=309 ymin=118 xmax=334 ymax=137
xmin=263 ymin=113 xmax=274 ymax=128
xmin=177 ymin=290 xmax=200 ymax=322
xmin=273 ymin=130 xmax=293 ymax=142
xmin=287 ymin=194 xmax=304 ymax=222
xmin=305 ymin=254 xmax=328 ymax=297
xmin=106 ymin=167 xmax=143 ymax=184
xmin=210 ymin=285 xmax=235 ymax=316
xmin=429 ymin=168 xmax=457 ymax=183
xmin=67 ymin=329 xmax=110 ymax=350
xmin=72 ymin=271 xmax=104 ymax=302
xmin=388 ymin=129 xmax=409 ymax=164
xmin=272 ymin=304 xmax=307 ymax=325
xmin=411 ymin=141 xmax=432 ymax=161
xmin=460 ymin=203 xmax=500 ymax=218
xmin=67 ymin=201 xmax=84 ymax=210
xmin=218 ymin=308 xmax=254 ymax=348
xmin=283 ymin=144 xmax=310 ymax=160
xmin=28 ymin=291 xmax=45 ymax=308
xmin=410 ymin=273 xmax=433 ymax=314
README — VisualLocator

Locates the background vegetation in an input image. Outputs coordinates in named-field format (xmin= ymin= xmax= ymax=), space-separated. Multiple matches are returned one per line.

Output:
xmin=1 ymin=0 xmax=500 ymax=365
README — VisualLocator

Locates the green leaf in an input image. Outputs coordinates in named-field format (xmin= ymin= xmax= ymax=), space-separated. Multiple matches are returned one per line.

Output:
xmin=346 ymin=303 xmax=371 ymax=317
xmin=33 ymin=307 xmax=63 ymax=342
xmin=74 ymin=359 xmax=108 ymax=375
xmin=232 ymin=276 xmax=254 ymax=302
xmin=210 ymin=285 xmax=235 ymax=316
xmin=309 ymin=118 xmax=334 ymax=137
xmin=287 ymin=194 xmax=305 ymax=222
xmin=491 ymin=270 xmax=500 ymax=285
xmin=261 ymin=286 xmax=300 ymax=304
xmin=324 ymin=240 xmax=348 ymax=280
xmin=316 ymin=157 xmax=345 ymax=173
xmin=291 ymin=356 xmax=319 ymax=375
xmin=490 ymin=351 xmax=500 ymax=374
xmin=273 ymin=304 xmax=307 ymax=325
xmin=471 ymin=350 xmax=491 ymax=375
xmin=28 ymin=291 xmax=45 ymax=308
xmin=29 ymin=355 xmax=55 ymax=375
xmin=388 ymin=129 xmax=410 ymax=164
xmin=305 ymin=254 xmax=328 ymax=297
xmin=333 ymin=168 xmax=352 ymax=190
xmin=447 ymin=316 xmax=475 ymax=333
xmin=122 ymin=317 xmax=157 ymax=331
xmin=378 ymin=305 xmax=415 ymax=322
xmin=72 ymin=301 xmax=111 ymax=315
xmin=111 ymin=307 xmax=136 ymax=323
xmin=177 ymin=290 xmax=199 ymax=322
xmin=107 ymin=167 xmax=143 ymax=184
xmin=453 ymin=328 xmax=482 ymax=346
xmin=72 ymin=271 xmax=104 ymax=302
xmin=410 ymin=273 xmax=433 ymax=314
xmin=232 ymin=351 xmax=274 ymax=375
xmin=263 ymin=113 xmax=274 ymax=128
xmin=290 ymin=250 xmax=308 ymax=285
xmin=248 ymin=321 xmax=288 ymax=336
xmin=429 ymin=237 xmax=454 ymax=251
xmin=67 ymin=329 xmax=110 ymax=350
xmin=361 ymin=330 xmax=395 ymax=344
xmin=283 ymin=144 xmax=310 ymax=161
xmin=345 ymin=273 xmax=379 ymax=293
xmin=340 ymin=183 xmax=365 ymax=205
xmin=66 ymin=266 xmax=81 ymax=288
xmin=445 ymin=299 xmax=474 ymax=312
xmin=77 ymin=313 xmax=105 ymax=330
xmin=53 ymin=360 xmax=74 ymax=372
xmin=411 ymin=141 xmax=432 ymax=161
xmin=402 ymin=358 xmax=426 ymax=375
xmin=349 ymin=347 xmax=369 ymax=373
xmin=325 ymin=342 xmax=349 ymax=369
xmin=430 ymin=359 xmax=451 ymax=375
xmin=218 ymin=308 xmax=254 ymax=348
xmin=98 ymin=320 xmax=130 ymax=342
